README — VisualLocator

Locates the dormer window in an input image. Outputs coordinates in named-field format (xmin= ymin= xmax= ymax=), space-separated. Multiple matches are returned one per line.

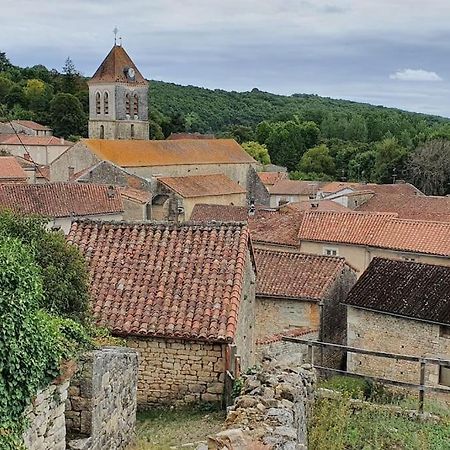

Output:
xmin=104 ymin=92 xmax=109 ymax=115
xmin=96 ymin=92 xmax=101 ymax=115
xmin=133 ymin=94 xmax=139 ymax=117
xmin=125 ymin=93 xmax=131 ymax=116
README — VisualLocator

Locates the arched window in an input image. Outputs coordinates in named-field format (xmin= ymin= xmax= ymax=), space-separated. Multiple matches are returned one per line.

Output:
xmin=131 ymin=124 xmax=135 ymax=139
xmin=95 ymin=92 xmax=101 ymax=115
xmin=125 ymin=93 xmax=131 ymax=116
xmin=133 ymin=94 xmax=139 ymax=117
xmin=100 ymin=124 xmax=104 ymax=139
xmin=104 ymin=92 xmax=109 ymax=115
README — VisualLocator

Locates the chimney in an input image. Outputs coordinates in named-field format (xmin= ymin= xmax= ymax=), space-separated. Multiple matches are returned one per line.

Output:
xmin=68 ymin=166 xmax=74 ymax=179
xmin=310 ymin=200 xmax=319 ymax=209
xmin=248 ymin=198 xmax=256 ymax=217
xmin=107 ymin=185 xmax=115 ymax=198
xmin=60 ymin=137 xmax=64 ymax=145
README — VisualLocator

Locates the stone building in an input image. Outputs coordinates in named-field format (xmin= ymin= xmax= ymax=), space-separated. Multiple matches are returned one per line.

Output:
xmin=268 ymin=179 xmax=319 ymax=207
xmin=0 ymin=183 xmax=124 ymax=233
xmin=87 ymin=44 xmax=149 ymax=140
xmin=254 ymin=248 xmax=356 ymax=367
xmin=344 ymin=258 xmax=450 ymax=388
xmin=68 ymin=220 xmax=256 ymax=408
xmin=10 ymin=120 xmax=53 ymax=136
xmin=153 ymin=174 xmax=247 ymax=220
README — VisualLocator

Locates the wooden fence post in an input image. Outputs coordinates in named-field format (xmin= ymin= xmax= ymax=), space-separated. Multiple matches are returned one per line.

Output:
xmin=418 ymin=359 xmax=426 ymax=413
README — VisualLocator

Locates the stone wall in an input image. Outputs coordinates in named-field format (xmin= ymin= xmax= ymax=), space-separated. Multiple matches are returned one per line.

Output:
xmin=247 ymin=167 xmax=270 ymax=206
xmin=347 ymin=306 xmax=450 ymax=386
xmin=127 ymin=337 xmax=226 ymax=408
xmin=208 ymin=361 xmax=316 ymax=449
xmin=66 ymin=347 xmax=138 ymax=450
xmin=23 ymin=380 xmax=69 ymax=450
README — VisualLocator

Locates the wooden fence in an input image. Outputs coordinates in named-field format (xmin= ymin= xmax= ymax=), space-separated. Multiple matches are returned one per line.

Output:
xmin=282 ymin=337 xmax=450 ymax=412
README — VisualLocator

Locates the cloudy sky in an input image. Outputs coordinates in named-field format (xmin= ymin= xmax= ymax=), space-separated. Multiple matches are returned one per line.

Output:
xmin=2 ymin=0 xmax=450 ymax=116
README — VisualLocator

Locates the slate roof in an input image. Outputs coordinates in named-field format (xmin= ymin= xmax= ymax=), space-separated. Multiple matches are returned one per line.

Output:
xmin=254 ymin=248 xmax=347 ymax=300
xmin=89 ymin=45 xmax=147 ymax=85
xmin=343 ymin=258 xmax=450 ymax=325
xmin=68 ymin=221 xmax=251 ymax=342
xmin=0 ymin=156 xmax=27 ymax=180
xmin=0 ymin=183 xmax=123 ymax=218
xmin=82 ymin=139 xmax=255 ymax=167
xmin=269 ymin=180 xmax=319 ymax=196
xmin=157 ymin=174 xmax=246 ymax=198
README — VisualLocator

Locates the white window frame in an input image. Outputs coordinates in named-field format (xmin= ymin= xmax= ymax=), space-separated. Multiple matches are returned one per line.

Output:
xmin=323 ymin=246 xmax=339 ymax=257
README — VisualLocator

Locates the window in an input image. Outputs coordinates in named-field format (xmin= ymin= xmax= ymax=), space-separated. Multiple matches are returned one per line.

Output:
xmin=104 ymin=92 xmax=109 ymax=115
xmin=130 ymin=124 xmax=135 ymax=139
xmin=439 ymin=365 xmax=450 ymax=387
xmin=125 ymin=93 xmax=131 ymax=116
xmin=95 ymin=92 xmax=101 ymax=114
xmin=440 ymin=325 xmax=450 ymax=339
xmin=323 ymin=247 xmax=339 ymax=257
xmin=99 ymin=125 xmax=104 ymax=139
xmin=402 ymin=255 xmax=416 ymax=262
xmin=133 ymin=94 xmax=139 ymax=117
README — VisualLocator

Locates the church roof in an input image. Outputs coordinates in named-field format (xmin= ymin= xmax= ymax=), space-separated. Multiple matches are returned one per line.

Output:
xmin=82 ymin=139 xmax=256 ymax=167
xmin=89 ymin=45 xmax=147 ymax=85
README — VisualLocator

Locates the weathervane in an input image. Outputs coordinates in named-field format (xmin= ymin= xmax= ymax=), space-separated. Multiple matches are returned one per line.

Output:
xmin=113 ymin=26 xmax=119 ymax=45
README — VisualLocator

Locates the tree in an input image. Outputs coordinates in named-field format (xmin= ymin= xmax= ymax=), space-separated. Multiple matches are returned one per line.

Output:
xmin=348 ymin=150 xmax=376 ymax=182
xmin=0 ymin=76 xmax=13 ymax=103
xmin=0 ymin=51 xmax=12 ymax=72
xmin=372 ymin=137 xmax=408 ymax=183
xmin=241 ymin=141 xmax=271 ymax=164
xmin=49 ymin=93 xmax=86 ymax=137
xmin=61 ymin=57 xmax=81 ymax=94
xmin=298 ymin=144 xmax=335 ymax=177
xmin=408 ymin=140 xmax=450 ymax=195
xmin=5 ymin=84 xmax=25 ymax=108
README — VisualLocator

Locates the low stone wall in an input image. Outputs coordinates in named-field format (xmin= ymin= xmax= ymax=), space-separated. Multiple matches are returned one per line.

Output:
xmin=23 ymin=380 xmax=69 ymax=450
xmin=208 ymin=361 xmax=316 ymax=449
xmin=66 ymin=347 xmax=138 ymax=450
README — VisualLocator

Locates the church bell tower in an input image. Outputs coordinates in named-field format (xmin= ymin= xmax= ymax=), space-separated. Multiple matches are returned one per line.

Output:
xmin=87 ymin=44 xmax=149 ymax=140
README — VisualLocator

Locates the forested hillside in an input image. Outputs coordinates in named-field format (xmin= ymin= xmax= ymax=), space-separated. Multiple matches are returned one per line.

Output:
xmin=1 ymin=51 xmax=449 ymax=194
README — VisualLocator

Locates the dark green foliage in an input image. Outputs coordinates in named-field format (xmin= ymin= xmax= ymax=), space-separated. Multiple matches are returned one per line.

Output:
xmin=299 ymin=144 xmax=335 ymax=177
xmin=0 ymin=210 xmax=90 ymax=322
xmin=49 ymin=92 xmax=87 ymax=138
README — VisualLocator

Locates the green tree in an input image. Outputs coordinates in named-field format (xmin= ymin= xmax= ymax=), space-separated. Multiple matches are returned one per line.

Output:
xmin=61 ymin=57 xmax=82 ymax=94
xmin=0 ymin=51 xmax=13 ymax=72
xmin=348 ymin=150 xmax=376 ymax=182
xmin=0 ymin=76 xmax=13 ymax=103
xmin=298 ymin=144 xmax=335 ymax=177
xmin=241 ymin=141 xmax=271 ymax=164
xmin=372 ymin=137 xmax=408 ymax=183
xmin=49 ymin=92 xmax=86 ymax=138
xmin=5 ymin=84 xmax=25 ymax=108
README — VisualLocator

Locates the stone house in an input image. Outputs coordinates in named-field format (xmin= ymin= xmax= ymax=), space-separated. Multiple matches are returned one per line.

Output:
xmin=254 ymin=248 xmax=356 ymax=367
xmin=268 ymin=179 xmax=319 ymax=207
xmin=0 ymin=183 xmax=124 ymax=233
xmin=0 ymin=156 xmax=28 ymax=184
xmin=68 ymin=220 xmax=256 ymax=408
xmin=153 ymin=174 xmax=247 ymax=220
xmin=298 ymin=211 xmax=450 ymax=276
xmin=344 ymin=258 xmax=450 ymax=388
xmin=119 ymin=187 xmax=151 ymax=220
xmin=0 ymin=134 xmax=72 ymax=165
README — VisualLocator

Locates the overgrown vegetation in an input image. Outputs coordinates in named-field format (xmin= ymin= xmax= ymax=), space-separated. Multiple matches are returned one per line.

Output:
xmin=0 ymin=211 xmax=92 ymax=448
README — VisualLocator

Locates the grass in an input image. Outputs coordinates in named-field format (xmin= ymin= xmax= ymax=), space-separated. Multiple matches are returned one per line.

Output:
xmin=310 ymin=376 xmax=450 ymax=450
xmin=128 ymin=406 xmax=226 ymax=450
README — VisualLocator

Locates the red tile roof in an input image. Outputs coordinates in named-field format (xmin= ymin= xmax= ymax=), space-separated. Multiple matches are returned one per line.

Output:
xmin=254 ymin=248 xmax=347 ymax=300
xmin=257 ymin=327 xmax=318 ymax=345
xmin=83 ymin=138 xmax=256 ymax=167
xmin=344 ymin=258 xmax=450 ymax=325
xmin=321 ymin=181 xmax=422 ymax=196
xmin=0 ymin=183 xmax=123 ymax=218
xmin=191 ymin=204 xmax=249 ymax=222
xmin=67 ymin=221 xmax=251 ymax=342
xmin=356 ymin=194 xmax=450 ymax=222
xmin=0 ymin=156 xmax=27 ymax=180
xmin=269 ymin=179 xmax=319 ymax=196
xmin=285 ymin=200 xmax=349 ymax=212
xmin=12 ymin=120 xmax=51 ymax=131
xmin=257 ymin=172 xmax=288 ymax=186
xmin=89 ymin=45 xmax=147 ymax=85
xmin=119 ymin=187 xmax=151 ymax=204
xmin=167 ymin=133 xmax=215 ymax=140
xmin=157 ymin=174 xmax=246 ymax=198
xmin=0 ymin=134 xmax=70 ymax=146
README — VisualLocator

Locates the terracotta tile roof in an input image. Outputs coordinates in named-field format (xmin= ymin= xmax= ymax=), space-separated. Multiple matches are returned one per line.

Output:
xmin=67 ymin=221 xmax=251 ymax=342
xmin=373 ymin=218 xmax=450 ymax=256
xmin=269 ymin=180 xmax=319 ymax=196
xmin=167 ymin=133 xmax=215 ymax=140
xmin=320 ymin=181 xmax=363 ymax=193
xmin=285 ymin=200 xmax=349 ymax=212
xmin=0 ymin=156 xmax=27 ymax=180
xmin=356 ymin=194 xmax=450 ymax=222
xmin=119 ymin=187 xmax=151 ymax=204
xmin=322 ymin=181 xmax=422 ymax=196
xmin=249 ymin=208 xmax=305 ymax=247
xmin=0 ymin=134 xmax=70 ymax=146
xmin=298 ymin=211 xmax=396 ymax=246
xmin=83 ymin=138 xmax=256 ymax=167
xmin=0 ymin=183 xmax=123 ymax=218
xmin=14 ymin=156 xmax=50 ymax=181
xmin=256 ymin=327 xmax=318 ymax=345
xmin=344 ymin=258 xmax=450 ymax=325
xmin=257 ymin=172 xmax=288 ymax=186
xmin=12 ymin=120 xmax=51 ymax=131
xmin=158 ymin=174 xmax=246 ymax=198
xmin=254 ymin=248 xmax=347 ymax=300
xmin=191 ymin=204 xmax=249 ymax=222
xmin=89 ymin=45 xmax=147 ymax=85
